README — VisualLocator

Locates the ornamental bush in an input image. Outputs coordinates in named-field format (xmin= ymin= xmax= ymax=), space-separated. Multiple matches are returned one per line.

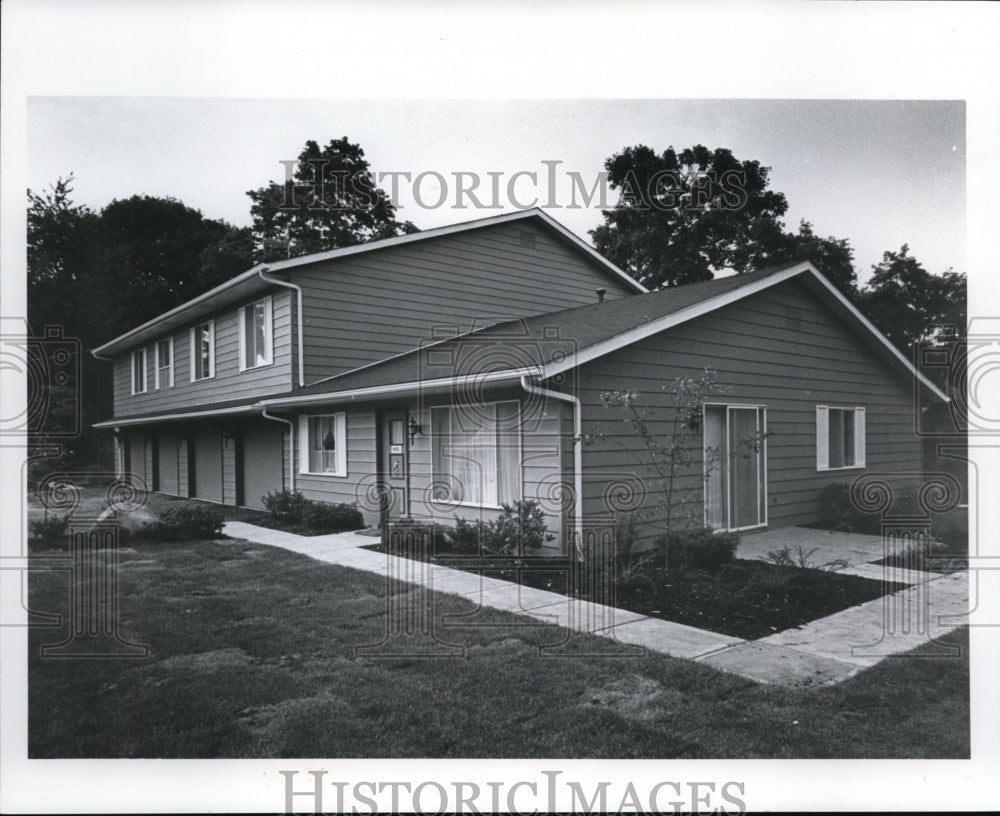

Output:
xmin=261 ymin=489 xmax=309 ymax=523
xmin=146 ymin=505 xmax=225 ymax=541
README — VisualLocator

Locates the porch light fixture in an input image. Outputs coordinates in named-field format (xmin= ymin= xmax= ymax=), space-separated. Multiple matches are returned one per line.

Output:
xmin=407 ymin=415 xmax=421 ymax=443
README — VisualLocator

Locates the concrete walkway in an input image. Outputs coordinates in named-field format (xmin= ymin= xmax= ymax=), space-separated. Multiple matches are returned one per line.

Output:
xmin=223 ymin=521 xmax=969 ymax=689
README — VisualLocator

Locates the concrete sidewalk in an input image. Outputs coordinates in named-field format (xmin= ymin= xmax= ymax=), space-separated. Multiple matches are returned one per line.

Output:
xmin=223 ymin=521 xmax=969 ymax=688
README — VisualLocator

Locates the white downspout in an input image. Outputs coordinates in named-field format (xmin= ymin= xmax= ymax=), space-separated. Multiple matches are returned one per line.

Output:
xmin=520 ymin=374 xmax=583 ymax=557
xmin=261 ymin=409 xmax=296 ymax=492
xmin=258 ymin=266 xmax=305 ymax=388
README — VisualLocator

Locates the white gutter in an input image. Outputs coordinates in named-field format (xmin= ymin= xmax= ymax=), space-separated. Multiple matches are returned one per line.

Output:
xmin=260 ymin=368 xmax=535 ymax=409
xmin=521 ymin=374 xmax=583 ymax=559
xmin=92 ymin=404 xmax=259 ymax=428
xmin=258 ymin=266 xmax=305 ymax=388
xmin=261 ymin=408 xmax=296 ymax=492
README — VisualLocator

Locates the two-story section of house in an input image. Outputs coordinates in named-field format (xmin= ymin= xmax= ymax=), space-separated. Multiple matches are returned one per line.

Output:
xmin=92 ymin=209 xmax=646 ymax=511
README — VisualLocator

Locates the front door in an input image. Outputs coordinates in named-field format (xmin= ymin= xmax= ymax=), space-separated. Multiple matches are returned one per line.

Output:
xmin=704 ymin=405 xmax=766 ymax=531
xmin=378 ymin=409 xmax=410 ymax=525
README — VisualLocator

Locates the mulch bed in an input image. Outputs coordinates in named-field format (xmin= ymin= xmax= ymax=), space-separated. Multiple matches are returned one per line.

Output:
xmin=362 ymin=541 xmax=904 ymax=641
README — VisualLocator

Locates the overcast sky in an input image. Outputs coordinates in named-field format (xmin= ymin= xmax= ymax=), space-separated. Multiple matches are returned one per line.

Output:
xmin=27 ymin=97 xmax=965 ymax=283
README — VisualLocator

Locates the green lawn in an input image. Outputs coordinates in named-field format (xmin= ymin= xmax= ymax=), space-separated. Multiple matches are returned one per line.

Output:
xmin=28 ymin=534 xmax=969 ymax=758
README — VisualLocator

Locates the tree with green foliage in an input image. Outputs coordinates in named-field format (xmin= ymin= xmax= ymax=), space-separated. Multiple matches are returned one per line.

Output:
xmin=858 ymin=245 xmax=966 ymax=355
xmin=246 ymin=137 xmax=418 ymax=262
xmin=27 ymin=179 xmax=256 ymax=471
xmin=776 ymin=220 xmax=858 ymax=299
xmin=590 ymin=144 xmax=791 ymax=288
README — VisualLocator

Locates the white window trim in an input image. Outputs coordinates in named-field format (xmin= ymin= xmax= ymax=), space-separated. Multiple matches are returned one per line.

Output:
xmin=189 ymin=319 xmax=215 ymax=382
xmin=131 ymin=348 xmax=147 ymax=395
xmin=702 ymin=402 xmax=768 ymax=532
xmin=431 ymin=400 xmax=523 ymax=509
xmin=238 ymin=295 xmax=274 ymax=372
xmin=816 ymin=405 xmax=866 ymax=472
xmin=154 ymin=337 xmax=174 ymax=389
xmin=298 ymin=412 xmax=348 ymax=477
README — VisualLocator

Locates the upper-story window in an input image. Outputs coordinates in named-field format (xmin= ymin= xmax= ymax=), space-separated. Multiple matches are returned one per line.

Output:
xmin=154 ymin=338 xmax=174 ymax=389
xmin=131 ymin=348 xmax=147 ymax=395
xmin=190 ymin=320 xmax=215 ymax=381
xmin=239 ymin=296 xmax=273 ymax=370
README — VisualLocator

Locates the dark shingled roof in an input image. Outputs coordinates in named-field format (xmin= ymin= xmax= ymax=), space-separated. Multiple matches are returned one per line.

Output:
xmin=264 ymin=262 xmax=803 ymax=402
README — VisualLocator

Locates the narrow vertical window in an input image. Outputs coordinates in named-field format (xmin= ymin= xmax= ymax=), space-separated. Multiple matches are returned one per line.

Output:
xmin=239 ymin=296 xmax=273 ymax=370
xmin=190 ymin=320 xmax=215 ymax=381
xmin=154 ymin=338 xmax=173 ymax=389
xmin=131 ymin=348 xmax=147 ymax=394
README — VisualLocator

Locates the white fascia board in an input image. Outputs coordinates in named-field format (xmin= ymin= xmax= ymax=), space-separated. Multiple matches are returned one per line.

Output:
xmin=92 ymin=404 xmax=260 ymax=429
xmin=92 ymin=265 xmax=269 ymax=356
xmin=259 ymin=368 xmax=539 ymax=409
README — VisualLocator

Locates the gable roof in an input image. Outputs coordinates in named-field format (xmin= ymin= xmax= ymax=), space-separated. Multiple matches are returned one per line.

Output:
xmin=91 ymin=209 xmax=646 ymax=358
xmin=260 ymin=261 xmax=949 ymax=408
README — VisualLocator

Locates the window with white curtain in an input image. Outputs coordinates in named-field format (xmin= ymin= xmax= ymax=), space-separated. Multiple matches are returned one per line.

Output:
xmin=432 ymin=401 xmax=521 ymax=506
xmin=299 ymin=413 xmax=347 ymax=476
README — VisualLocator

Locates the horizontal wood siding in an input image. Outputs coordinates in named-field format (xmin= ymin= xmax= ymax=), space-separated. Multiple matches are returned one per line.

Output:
xmin=157 ymin=430 xmax=179 ymax=496
xmin=193 ymin=426 xmax=223 ymax=503
xmin=241 ymin=418 xmax=286 ymax=509
xmin=294 ymin=410 xmax=379 ymax=523
xmin=578 ymin=278 xmax=925 ymax=540
xmin=289 ymin=393 xmax=566 ymax=544
xmin=111 ymin=289 xmax=293 ymax=416
xmin=291 ymin=220 xmax=637 ymax=381
xmin=126 ymin=429 xmax=146 ymax=488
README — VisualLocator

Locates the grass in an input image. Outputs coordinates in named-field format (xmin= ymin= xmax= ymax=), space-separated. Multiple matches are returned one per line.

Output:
xmin=28 ymin=533 xmax=969 ymax=758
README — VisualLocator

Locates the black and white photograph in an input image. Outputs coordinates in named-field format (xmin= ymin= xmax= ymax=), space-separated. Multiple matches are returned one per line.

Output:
xmin=2 ymin=1 xmax=998 ymax=813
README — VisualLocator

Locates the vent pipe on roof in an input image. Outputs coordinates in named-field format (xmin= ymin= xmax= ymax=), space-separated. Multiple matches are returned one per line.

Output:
xmin=596 ymin=288 xmax=606 ymax=303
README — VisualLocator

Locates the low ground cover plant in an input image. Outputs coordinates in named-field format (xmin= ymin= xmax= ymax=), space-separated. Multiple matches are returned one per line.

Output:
xmin=372 ymin=510 xmax=897 ymax=640
xmin=140 ymin=505 xmax=225 ymax=542
xmin=255 ymin=489 xmax=364 ymax=535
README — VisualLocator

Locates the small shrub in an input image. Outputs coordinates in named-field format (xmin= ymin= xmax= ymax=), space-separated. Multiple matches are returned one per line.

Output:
xmin=932 ymin=510 xmax=968 ymax=549
xmin=29 ymin=514 xmax=70 ymax=547
xmin=302 ymin=501 xmax=364 ymax=533
xmin=146 ymin=505 xmax=224 ymax=541
xmin=444 ymin=516 xmax=484 ymax=555
xmin=820 ymin=482 xmax=857 ymax=531
xmin=481 ymin=500 xmax=555 ymax=556
xmin=765 ymin=543 xmax=849 ymax=572
xmin=262 ymin=489 xmax=309 ymax=523
xmin=659 ymin=527 xmax=738 ymax=573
